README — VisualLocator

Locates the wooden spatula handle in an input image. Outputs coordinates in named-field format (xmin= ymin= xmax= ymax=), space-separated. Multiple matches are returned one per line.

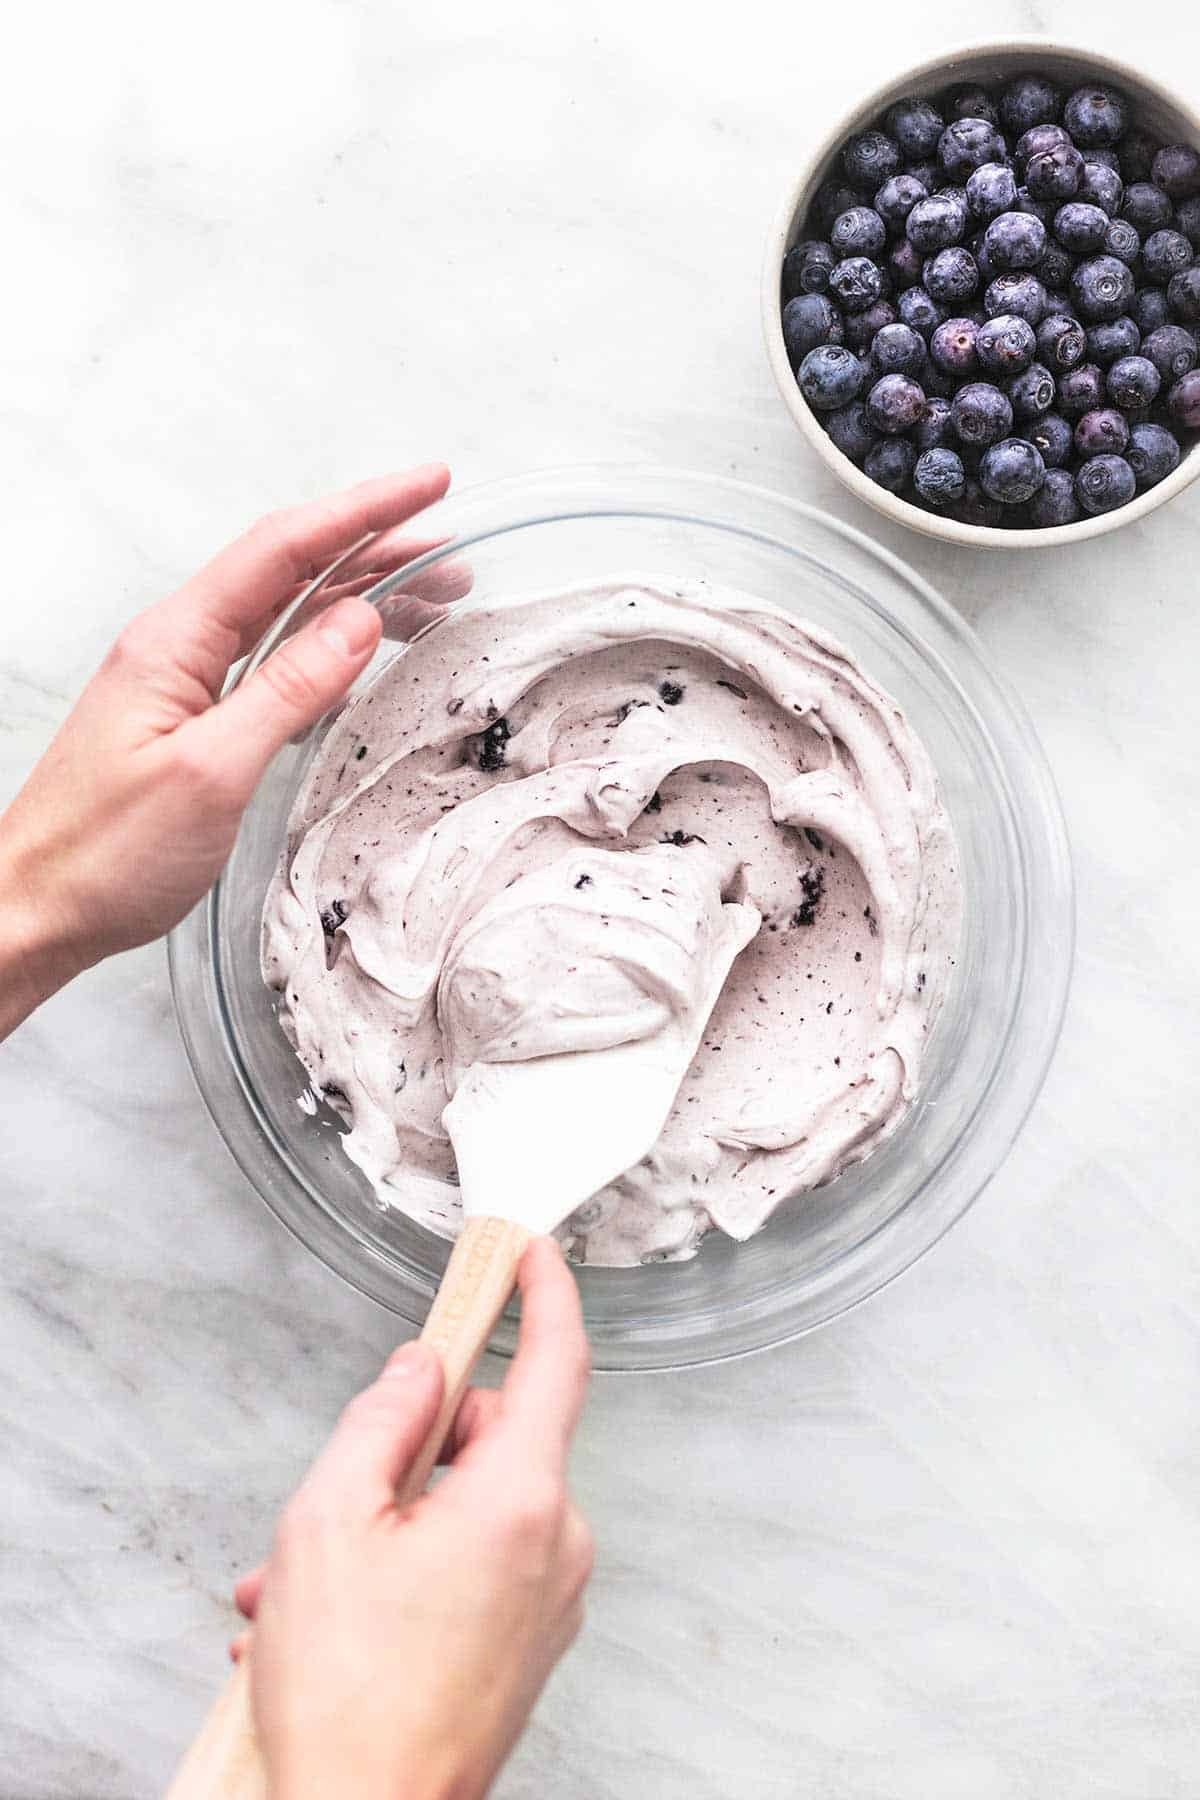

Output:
xmin=166 ymin=1216 xmax=531 ymax=1797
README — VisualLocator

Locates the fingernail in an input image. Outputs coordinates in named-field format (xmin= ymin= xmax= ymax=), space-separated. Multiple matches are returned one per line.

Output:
xmin=383 ymin=1342 xmax=433 ymax=1379
xmin=319 ymin=597 xmax=379 ymax=657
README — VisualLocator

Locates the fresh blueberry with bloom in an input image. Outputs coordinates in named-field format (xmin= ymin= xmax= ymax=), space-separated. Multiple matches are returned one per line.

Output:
xmin=1167 ymin=266 xmax=1200 ymax=323
xmin=1000 ymin=75 xmax=1061 ymax=137
xmin=1078 ymin=160 xmax=1124 ymax=216
xmin=1085 ymin=316 xmax=1141 ymax=365
xmin=983 ymin=210 xmax=1047 ymax=269
xmin=939 ymin=118 xmax=1003 ymax=181
xmin=1132 ymin=287 xmax=1171 ymax=335
xmin=1038 ymin=240 xmax=1075 ymax=291
xmin=1021 ymin=411 xmax=1074 ymax=467
xmin=885 ymin=98 xmax=945 ymax=161
xmin=1057 ymin=362 xmax=1106 ymax=417
xmin=843 ymin=130 xmax=901 ymax=191
xmin=1141 ymin=229 xmax=1193 ymax=285
xmin=1126 ymin=421 xmax=1182 ymax=488
xmin=930 ymin=317 xmax=980 ymax=375
xmin=984 ymin=273 xmax=1048 ymax=324
xmin=1028 ymin=467 xmax=1082 ymax=526
xmin=897 ymin=285 xmax=947 ymax=337
xmin=1100 ymin=218 xmax=1141 ymax=265
xmin=953 ymin=476 xmax=1005 ymax=527
xmin=1016 ymin=123 xmax=1071 ymax=173
xmin=1007 ymin=361 xmax=1057 ymax=420
xmin=1036 ymin=312 xmax=1086 ymax=371
xmin=952 ymin=380 xmax=1014 ymax=445
xmin=864 ymin=437 xmax=917 ymax=493
xmin=1120 ymin=182 xmax=1174 ymax=234
xmin=978 ymin=312 xmax=1038 ymax=375
xmin=1167 ymin=370 xmax=1200 ymax=428
xmin=1026 ymin=144 xmax=1084 ymax=201
xmin=829 ymin=256 xmax=888 ymax=312
xmin=913 ymin=446 xmax=967 ymax=505
xmin=1054 ymin=202 xmax=1109 ymax=253
xmin=944 ymin=84 xmax=1000 ymax=128
xmin=914 ymin=395 xmax=955 ymax=450
xmin=1063 ymin=84 xmax=1128 ymax=148
xmin=831 ymin=207 xmax=888 ymax=259
xmin=1151 ymin=144 xmax=1200 ymax=200
xmin=1074 ymin=407 xmax=1130 ymax=458
xmin=1075 ymin=452 xmax=1136 ymax=513
xmin=871 ymin=322 xmax=927 ymax=375
xmin=866 ymin=373 xmax=926 ymax=433
xmin=1176 ymin=196 xmax=1200 ymax=250
xmin=1106 ymin=353 xmax=1161 ymax=409
xmin=979 ymin=436 xmax=1046 ymax=503
xmin=824 ymin=399 xmax=877 ymax=464
xmin=1071 ymin=255 xmax=1135 ymax=321
xmin=814 ymin=179 xmax=863 ymax=233
xmin=783 ymin=240 xmax=836 ymax=298
xmin=924 ymin=246 xmax=979 ymax=305
xmin=874 ymin=174 xmax=928 ymax=231
xmin=906 ymin=191 xmax=969 ymax=254
xmin=783 ymin=294 xmax=843 ymax=361
xmin=797 ymin=344 xmax=869 ymax=410
xmin=966 ymin=162 xmax=1018 ymax=220
xmin=1142 ymin=323 xmax=1198 ymax=382
xmin=843 ymin=299 xmax=897 ymax=352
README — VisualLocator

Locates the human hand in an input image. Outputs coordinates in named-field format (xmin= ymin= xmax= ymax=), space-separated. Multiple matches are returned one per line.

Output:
xmin=235 ymin=1237 xmax=593 ymax=1800
xmin=0 ymin=465 xmax=450 ymax=1034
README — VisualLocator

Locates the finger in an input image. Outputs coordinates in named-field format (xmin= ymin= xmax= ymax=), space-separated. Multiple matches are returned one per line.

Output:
xmin=499 ymin=1239 xmax=590 ymax=1474
xmin=171 ymin=595 xmax=382 ymax=803
xmin=435 ymin=1386 xmax=503 ymax=1464
xmin=328 ymin=527 xmax=447 ymax=585
xmin=234 ymin=1567 xmax=265 ymax=1620
xmin=172 ymin=465 xmax=451 ymax=636
xmin=229 ymin=1630 xmax=251 ymax=1664
xmin=297 ymin=1340 xmax=445 ymax=1519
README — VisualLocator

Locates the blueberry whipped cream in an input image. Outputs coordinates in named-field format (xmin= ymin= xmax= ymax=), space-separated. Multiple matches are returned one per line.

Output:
xmin=262 ymin=579 xmax=961 ymax=1265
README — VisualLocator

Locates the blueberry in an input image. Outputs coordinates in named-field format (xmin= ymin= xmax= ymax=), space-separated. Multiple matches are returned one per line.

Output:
xmin=1038 ymin=240 xmax=1075 ymax=290
xmin=1053 ymin=201 xmax=1109 ymax=253
xmin=824 ymin=399 xmax=876 ymax=464
xmin=885 ymin=98 xmax=945 ymax=162
xmin=984 ymin=272 xmax=1048 ymax=324
xmin=1013 ymin=186 xmax=1052 ymax=223
xmin=1152 ymin=144 xmax=1200 ymax=200
xmin=1119 ymin=131 xmax=1160 ymax=184
xmin=914 ymin=394 xmax=954 ymax=450
xmin=1121 ymin=182 xmax=1174 ymax=234
xmin=1028 ymin=466 xmax=1082 ymax=526
xmin=1000 ymin=75 xmax=1061 ymax=136
xmin=1102 ymin=218 xmax=1141 ymax=265
xmin=979 ymin=436 xmax=1046 ymax=503
xmin=1106 ymin=353 xmax=1161 ymax=410
xmin=1007 ymin=360 xmax=1056 ymax=420
xmin=1026 ymin=144 xmax=1083 ymax=201
xmin=831 ymin=206 xmax=888 ymax=259
xmin=930 ymin=315 xmax=980 ymax=375
xmin=906 ymin=190 xmax=969 ymax=253
xmin=1132 ymin=287 xmax=1172 ymax=335
xmin=866 ymin=372 xmax=926 ymax=434
xmin=966 ymin=161 xmax=1017 ymax=220
xmin=782 ymin=294 xmax=842 ymax=362
xmin=1036 ymin=312 xmax=1086 ymax=371
xmin=888 ymin=238 xmax=925 ymax=290
xmin=829 ymin=256 xmax=888 ymax=312
xmin=783 ymin=239 xmax=836 ymax=299
xmin=1177 ymin=196 xmax=1200 ymax=250
xmin=1063 ymin=84 xmax=1128 ymax=149
xmin=1021 ymin=410 xmax=1074 ymax=466
xmin=1142 ymin=229 xmax=1193 ymax=286
xmin=1167 ymin=370 xmax=1200 ymax=428
xmin=1078 ymin=160 xmax=1124 ymax=216
xmin=797 ymin=343 xmax=869 ymax=410
xmin=813 ymin=180 xmax=863 ymax=233
xmin=924 ymin=245 xmax=979 ymax=305
xmin=944 ymin=84 xmax=1000 ymax=128
xmin=1057 ymin=363 xmax=1105 ymax=418
xmin=871 ymin=321 xmax=927 ymax=375
xmin=983 ymin=209 xmax=1046 ymax=270
xmin=843 ymin=299 xmax=898 ymax=351
xmin=1142 ymin=323 xmax=1199 ymax=382
xmin=1041 ymin=289 xmax=1073 ymax=320
xmin=1126 ymin=421 xmax=1182 ymax=488
xmin=1085 ymin=315 xmax=1141 ymax=365
xmin=1075 ymin=452 xmax=1136 ymax=513
xmin=844 ymin=130 xmax=901 ymax=192
xmin=953 ymin=475 xmax=1005 ymax=526
xmin=875 ymin=173 xmax=928 ymax=231
xmin=952 ymin=379 xmax=1014 ymax=445
xmin=976 ymin=311 xmax=1038 ymax=375
xmin=913 ymin=445 xmax=966 ymax=505
xmin=917 ymin=355 xmax=956 ymax=398
xmin=1168 ymin=266 xmax=1200 ymax=323
xmin=897 ymin=284 xmax=947 ymax=337
xmin=939 ymin=118 xmax=1002 ymax=181
xmin=864 ymin=437 xmax=917 ymax=493
xmin=1016 ymin=123 xmax=1071 ymax=174
xmin=1074 ymin=407 xmax=1130 ymax=458
xmin=906 ymin=160 xmax=941 ymax=195
xmin=1071 ymin=254 xmax=1135 ymax=321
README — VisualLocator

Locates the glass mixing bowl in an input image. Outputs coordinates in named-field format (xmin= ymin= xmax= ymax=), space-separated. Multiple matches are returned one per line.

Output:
xmin=169 ymin=467 xmax=1073 ymax=1370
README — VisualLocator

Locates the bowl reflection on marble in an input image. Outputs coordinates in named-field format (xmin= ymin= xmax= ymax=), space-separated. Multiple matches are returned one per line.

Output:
xmin=168 ymin=467 xmax=1073 ymax=1370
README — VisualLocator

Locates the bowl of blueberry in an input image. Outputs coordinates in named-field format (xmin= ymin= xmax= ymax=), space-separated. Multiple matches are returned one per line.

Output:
xmin=763 ymin=40 xmax=1200 ymax=543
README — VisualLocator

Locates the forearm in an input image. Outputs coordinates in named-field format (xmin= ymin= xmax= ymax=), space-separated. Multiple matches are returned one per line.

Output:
xmin=0 ymin=814 xmax=86 ymax=1040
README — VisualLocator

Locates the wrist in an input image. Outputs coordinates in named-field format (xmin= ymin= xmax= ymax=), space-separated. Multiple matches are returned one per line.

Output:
xmin=0 ymin=814 xmax=89 ymax=1037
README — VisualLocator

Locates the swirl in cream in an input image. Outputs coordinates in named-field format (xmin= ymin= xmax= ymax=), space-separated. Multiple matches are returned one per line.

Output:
xmin=262 ymin=577 xmax=960 ymax=1265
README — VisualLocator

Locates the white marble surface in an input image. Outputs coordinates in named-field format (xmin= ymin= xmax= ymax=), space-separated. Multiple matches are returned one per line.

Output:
xmin=2 ymin=1 xmax=1198 ymax=1793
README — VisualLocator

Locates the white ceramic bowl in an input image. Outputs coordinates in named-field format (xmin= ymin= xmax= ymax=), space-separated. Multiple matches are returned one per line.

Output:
xmin=762 ymin=39 xmax=1200 ymax=549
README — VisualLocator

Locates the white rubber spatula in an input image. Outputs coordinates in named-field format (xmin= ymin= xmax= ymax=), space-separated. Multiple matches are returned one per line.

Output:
xmin=167 ymin=873 xmax=756 ymax=1796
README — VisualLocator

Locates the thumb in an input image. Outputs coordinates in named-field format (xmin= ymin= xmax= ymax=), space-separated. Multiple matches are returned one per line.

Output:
xmin=175 ymin=595 xmax=382 ymax=802
xmin=300 ymin=1341 xmax=445 ymax=1516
